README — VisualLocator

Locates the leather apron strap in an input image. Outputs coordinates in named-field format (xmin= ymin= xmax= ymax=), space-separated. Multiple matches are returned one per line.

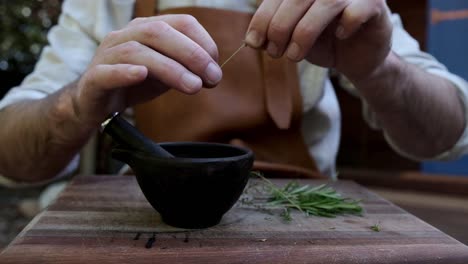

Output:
xmin=134 ymin=0 xmax=157 ymax=17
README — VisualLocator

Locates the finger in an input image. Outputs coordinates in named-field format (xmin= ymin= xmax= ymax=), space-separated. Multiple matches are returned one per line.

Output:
xmin=245 ymin=0 xmax=282 ymax=48
xmin=266 ymin=0 xmax=315 ymax=58
xmin=126 ymin=15 xmax=219 ymax=61
xmin=84 ymin=64 xmax=148 ymax=94
xmin=104 ymin=41 xmax=203 ymax=94
xmin=79 ymin=64 xmax=148 ymax=116
xmin=103 ymin=21 xmax=222 ymax=87
xmin=286 ymin=0 xmax=351 ymax=61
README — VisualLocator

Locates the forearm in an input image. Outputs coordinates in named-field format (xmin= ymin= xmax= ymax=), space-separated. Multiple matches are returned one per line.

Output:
xmin=352 ymin=51 xmax=466 ymax=158
xmin=0 ymin=81 xmax=95 ymax=182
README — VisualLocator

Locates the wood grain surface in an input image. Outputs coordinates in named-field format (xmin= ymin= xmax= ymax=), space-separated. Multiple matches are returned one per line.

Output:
xmin=1 ymin=175 xmax=468 ymax=263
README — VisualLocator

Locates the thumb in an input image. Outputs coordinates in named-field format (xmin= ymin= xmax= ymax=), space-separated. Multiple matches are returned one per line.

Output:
xmin=75 ymin=64 xmax=148 ymax=125
xmin=84 ymin=64 xmax=148 ymax=93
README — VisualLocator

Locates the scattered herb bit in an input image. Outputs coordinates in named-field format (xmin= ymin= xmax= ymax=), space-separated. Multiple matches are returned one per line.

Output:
xmin=145 ymin=233 xmax=156 ymax=249
xmin=184 ymin=232 xmax=190 ymax=243
xmin=239 ymin=197 xmax=253 ymax=206
xmin=258 ymin=239 xmax=267 ymax=242
xmin=370 ymin=224 xmax=381 ymax=232
xmin=280 ymin=208 xmax=292 ymax=222
xmin=250 ymin=172 xmax=363 ymax=220
xmin=329 ymin=227 xmax=336 ymax=230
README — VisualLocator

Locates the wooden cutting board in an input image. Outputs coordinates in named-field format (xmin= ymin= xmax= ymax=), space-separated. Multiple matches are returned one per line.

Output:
xmin=1 ymin=175 xmax=468 ymax=263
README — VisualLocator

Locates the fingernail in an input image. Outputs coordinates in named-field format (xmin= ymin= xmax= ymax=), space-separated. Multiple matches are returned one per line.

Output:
xmin=267 ymin=42 xmax=279 ymax=57
xmin=129 ymin=65 xmax=144 ymax=77
xmin=287 ymin=42 xmax=301 ymax=61
xmin=336 ymin=25 xmax=346 ymax=39
xmin=205 ymin=62 xmax=222 ymax=84
xmin=181 ymin=72 xmax=202 ymax=93
xmin=245 ymin=30 xmax=262 ymax=47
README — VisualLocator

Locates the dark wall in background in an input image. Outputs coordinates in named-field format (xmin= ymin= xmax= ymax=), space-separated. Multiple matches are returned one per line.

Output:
xmin=0 ymin=72 xmax=25 ymax=99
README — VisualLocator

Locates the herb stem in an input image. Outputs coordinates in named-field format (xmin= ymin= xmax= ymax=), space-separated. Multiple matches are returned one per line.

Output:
xmin=254 ymin=172 xmax=305 ymax=213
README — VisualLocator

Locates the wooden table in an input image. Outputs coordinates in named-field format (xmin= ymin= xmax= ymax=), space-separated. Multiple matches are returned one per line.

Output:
xmin=2 ymin=175 xmax=468 ymax=263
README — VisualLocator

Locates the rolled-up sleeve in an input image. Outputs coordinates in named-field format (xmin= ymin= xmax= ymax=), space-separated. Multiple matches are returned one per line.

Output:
xmin=0 ymin=0 xmax=134 ymax=186
xmin=340 ymin=13 xmax=468 ymax=161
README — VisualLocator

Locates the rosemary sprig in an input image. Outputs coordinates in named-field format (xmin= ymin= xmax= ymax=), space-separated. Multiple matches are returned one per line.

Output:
xmin=251 ymin=172 xmax=363 ymax=219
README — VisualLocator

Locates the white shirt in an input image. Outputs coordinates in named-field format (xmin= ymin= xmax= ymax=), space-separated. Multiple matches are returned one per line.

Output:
xmin=1 ymin=0 xmax=468 ymax=185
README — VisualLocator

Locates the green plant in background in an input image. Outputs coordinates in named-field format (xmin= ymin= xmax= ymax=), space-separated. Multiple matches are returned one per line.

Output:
xmin=0 ymin=0 xmax=62 ymax=75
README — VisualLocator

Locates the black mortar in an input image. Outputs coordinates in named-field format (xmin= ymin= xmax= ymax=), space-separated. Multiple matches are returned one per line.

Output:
xmin=103 ymin=114 xmax=254 ymax=229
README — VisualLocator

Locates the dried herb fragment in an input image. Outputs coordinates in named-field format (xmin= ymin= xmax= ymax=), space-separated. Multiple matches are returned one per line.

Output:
xmin=280 ymin=208 xmax=292 ymax=222
xmin=370 ymin=224 xmax=381 ymax=232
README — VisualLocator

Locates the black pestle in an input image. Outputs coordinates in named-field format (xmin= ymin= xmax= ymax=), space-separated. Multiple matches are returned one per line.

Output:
xmin=100 ymin=113 xmax=174 ymax=158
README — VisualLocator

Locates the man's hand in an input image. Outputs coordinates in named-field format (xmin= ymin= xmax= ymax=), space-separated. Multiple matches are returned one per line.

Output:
xmin=245 ymin=0 xmax=466 ymax=159
xmin=72 ymin=15 xmax=222 ymax=127
xmin=1 ymin=15 xmax=223 ymax=182
xmin=245 ymin=0 xmax=392 ymax=83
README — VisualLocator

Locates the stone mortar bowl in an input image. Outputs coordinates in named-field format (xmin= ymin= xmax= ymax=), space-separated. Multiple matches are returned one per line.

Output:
xmin=112 ymin=142 xmax=254 ymax=229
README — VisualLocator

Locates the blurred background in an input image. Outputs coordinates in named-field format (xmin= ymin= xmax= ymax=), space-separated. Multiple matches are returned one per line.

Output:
xmin=0 ymin=0 xmax=467 ymax=251
xmin=0 ymin=0 xmax=62 ymax=248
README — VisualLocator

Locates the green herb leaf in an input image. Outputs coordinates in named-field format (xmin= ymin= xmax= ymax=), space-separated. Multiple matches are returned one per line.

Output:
xmin=370 ymin=224 xmax=381 ymax=232
xmin=250 ymin=171 xmax=363 ymax=220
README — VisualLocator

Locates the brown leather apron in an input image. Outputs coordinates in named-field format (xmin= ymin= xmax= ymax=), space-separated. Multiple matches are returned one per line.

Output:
xmin=133 ymin=1 xmax=324 ymax=179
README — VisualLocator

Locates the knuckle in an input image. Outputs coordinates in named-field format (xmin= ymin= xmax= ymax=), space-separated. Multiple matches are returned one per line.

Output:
xmin=321 ymin=0 xmax=348 ymax=8
xmin=141 ymin=21 xmax=171 ymax=40
xmin=374 ymin=0 xmax=386 ymax=15
xmin=252 ymin=12 xmax=270 ymax=26
xmin=117 ymin=41 xmax=142 ymax=60
xmin=177 ymin=14 xmax=199 ymax=28
xmin=294 ymin=24 xmax=315 ymax=40
xmin=101 ymin=30 xmax=122 ymax=47
xmin=84 ymin=65 xmax=101 ymax=87
xmin=344 ymin=11 xmax=366 ymax=26
xmin=106 ymin=30 xmax=122 ymax=39
xmin=107 ymin=66 xmax=121 ymax=78
xmin=207 ymin=44 xmax=219 ymax=62
xmin=268 ymin=21 xmax=289 ymax=40
xmin=129 ymin=17 xmax=147 ymax=26
xmin=124 ymin=40 xmax=142 ymax=51
xmin=292 ymin=0 xmax=313 ymax=8
xmin=188 ymin=46 xmax=210 ymax=67
xmin=173 ymin=14 xmax=200 ymax=33
xmin=376 ymin=0 xmax=385 ymax=7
